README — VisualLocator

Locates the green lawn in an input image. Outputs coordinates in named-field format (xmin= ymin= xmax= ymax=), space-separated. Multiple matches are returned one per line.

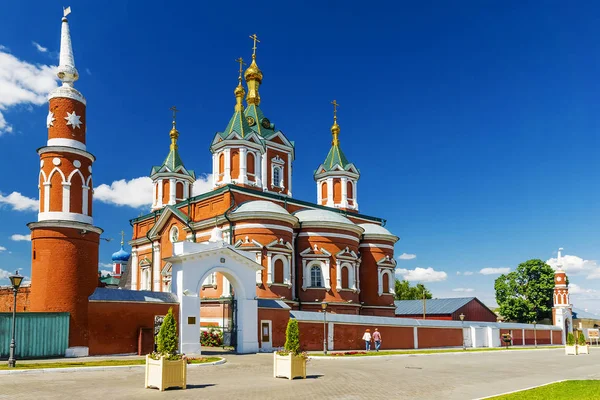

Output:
xmin=0 ymin=357 xmax=222 ymax=370
xmin=316 ymin=346 xmax=562 ymax=357
xmin=489 ymin=380 xmax=600 ymax=399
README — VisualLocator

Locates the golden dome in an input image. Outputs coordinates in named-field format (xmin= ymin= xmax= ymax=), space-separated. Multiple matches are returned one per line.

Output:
xmin=244 ymin=58 xmax=263 ymax=82
xmin=234 ymin=83 xmax=245 ymax=97
xmin=331 ymin=122 xmax=340 ymax=135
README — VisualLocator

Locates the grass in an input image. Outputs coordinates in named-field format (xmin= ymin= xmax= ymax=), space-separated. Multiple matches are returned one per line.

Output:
xmin=488 ymin=380 xmax=600 ymax=399
xmin=0 ymin=357 xmax=221 ymax=370
xmin=316 ymin=346 xmax=563 ymax=357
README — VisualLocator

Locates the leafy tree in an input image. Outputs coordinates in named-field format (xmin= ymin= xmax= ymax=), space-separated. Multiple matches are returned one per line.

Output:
xmin=394 ymin=279 xmax=432 ymax=300
xmin=567 ymin=332 xmax=575 ymax=346
xmin=284 ymin=318 xmax=300 ymax=355
xmin=156 ymin=307 xmax=178 ymax=356
xmin=578 ymin=331 xmax=587 ymax=346
xmin=494 ymin=259 xmax=555 ymax=323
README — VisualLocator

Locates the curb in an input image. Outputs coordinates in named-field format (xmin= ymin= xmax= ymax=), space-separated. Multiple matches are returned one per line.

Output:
xmin=309 ymin=347 xmax=562 ymax=360
xmin=0 ymin=357 xmax=226 ymax=375
xmin=474 ymin=379 xmax=568 ymax=399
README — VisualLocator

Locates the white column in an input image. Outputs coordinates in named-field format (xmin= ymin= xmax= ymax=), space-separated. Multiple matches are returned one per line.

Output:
xmin=335 ymin=263 xmax=342 ymax=290
xmin=62 ymin=183 xmax=71 ymax=212
xmin=212 ymin=153 xmax=218 ymax=186
xmin=152 ymin=182 xmax=157 ymax=207
xmin=239 ymin=147 xmax=247 ymax=184
xmin=302 ymin=260 xmax=308 ymax=290
xmin=286 ymin=255 xmax=292 ymax=286
xmin=157 ymin=180 xmax=163 ymax=208
xmin=356 ymin=261 xmax=361 ymax=292
xmin=326 ymin=177 xmax=334 ymax=206
xmin=224 ymin=148 xmax=231 ymax=182
xmin=414 ymin=327 xmax=419 ymax=349
xmin=82 ymin=186 xmax=89 ymax=215
xmin=222 ymin=276 xmax=231 ymax=297
xmin=153 ymin=243 xmax=161 ymax=291
xmin=131 ymin=250 xmax=138 ymax=290
xmin=261 ymin=153 xmax=268 ymax=189
xmin=324 ymin=260 xmax=331 ymax=289
xmin=341 ymin=177 xmax=348 ymax=208
xmin=317 ymin=179 xmax=322 ymax=204
xmin=169 ymin=178 xmax=176 ymax=204
xmin=266 ymin=252 xmax=273 ymax=286
xmin=183 ymin=181 xmax=190 ymax=199
xmin=287 ymin=152 xmax=292 ymax=196
xmin=377 ymin=269 xmax=383 ymax=296
xmin=353 ymin=180 xmax=359 ymax=210
xmin=43 ymin=182 xmax=51 ymax=213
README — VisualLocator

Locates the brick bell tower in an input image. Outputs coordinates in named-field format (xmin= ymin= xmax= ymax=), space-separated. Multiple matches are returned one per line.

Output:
xmin=552 ymin=248 xmax=573 ymax=344
xmin=28 ymin=8 xmax=102 ymax=353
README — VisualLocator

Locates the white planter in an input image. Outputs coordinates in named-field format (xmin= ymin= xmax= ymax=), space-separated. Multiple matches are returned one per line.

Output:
xmin=578 ymin=345 xmax=590 ymax=354
xmin=145 ymin=355 xmax=187 ymax=391
xmin=273 ymin=352 xmax=307 ymax=380
xmin=565 ymin=345 xmax=578 ymax=355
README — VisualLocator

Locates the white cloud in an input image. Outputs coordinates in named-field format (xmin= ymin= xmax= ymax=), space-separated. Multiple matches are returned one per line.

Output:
xmin=397 ymin=253 xmax=416 ymax=260
xmin=0 ymin=268 xmax=10 ymax=280
xmin=0 ymin=49 xmax=58 ymax=134
xmin=396 ymin=267 xmax=447 ymax=282
xmin=99 ymin=263 xmax=112 ymax=269
xmin=99 ymin=269 xmax=112 ymax=277
xmin=546 ymin=254 xmax=600 ymax=280
xmin=569 ymin=284 xmax=596 ymax=295
xmin=456 ymin=271 xmax=474 ymax=276
xmin=480 ymin=267 xmax=510 ymax=275
xmin=32 ymin=41 xmax=48 ymax=53
xmin=94 ymin=174 xmax=212 ymax=209
xmin=10 ymin=234 xmax=31 ymax=242
xmin=0 ymin=192 xmax=38 ymax=211
xmin=452 ymin=288 xmax=475 ymax=292
xmin=0 ymin=246 xmax=6 ymax=252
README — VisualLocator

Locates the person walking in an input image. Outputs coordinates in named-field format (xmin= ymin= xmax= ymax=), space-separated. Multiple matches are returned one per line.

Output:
xmin=373 ymin=328 xmax=382 ymax=352
xmin=362 ymin=329 xmax=372 ymax=351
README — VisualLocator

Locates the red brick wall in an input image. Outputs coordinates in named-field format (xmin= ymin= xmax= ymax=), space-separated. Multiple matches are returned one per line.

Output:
xmin=0 ymin=286 xmax=31 ymax=312
xmin=298 ymin=322 xmax=325 ymax=351
xmin=88 ymin=301 xmax=179 ymax=356
xmin=417 ymin=327 xmax=462 ymax=348
xmin=552 ymin=330 xmax=563 ymax=344
xmin=453 ymin=300 xmax=497 ymax=322
xmin=511 ymin=329 xmax=524 ymax=345
xmin=258 ymin=308 xmax=290 ymax=349
xmin=333 ymin=324 xmax=414 ymax=350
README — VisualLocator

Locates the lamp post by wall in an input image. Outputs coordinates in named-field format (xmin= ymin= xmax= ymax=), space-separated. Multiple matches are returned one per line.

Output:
xmin=321 ymin=302 xmax=328 ymax=354
xmin=533 ymin=321 xmax=537 ymax=348
xmin=459 ymin=313 xmax=466 ymax=350
xmin=8 ymin=270 xmax=24 ymax=368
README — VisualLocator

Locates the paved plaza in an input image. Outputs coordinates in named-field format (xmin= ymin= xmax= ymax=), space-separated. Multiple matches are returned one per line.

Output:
xmin=1 ymin=349 xmax=599 ymax=399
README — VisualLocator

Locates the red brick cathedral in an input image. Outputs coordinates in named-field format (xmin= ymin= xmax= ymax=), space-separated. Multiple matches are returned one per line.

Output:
xmin=129 ymin=34 xmax=400 ymax=321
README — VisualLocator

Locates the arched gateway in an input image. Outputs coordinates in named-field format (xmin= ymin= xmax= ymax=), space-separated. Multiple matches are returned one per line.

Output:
xmin=165 ymin=240 xmax=263 ymax=354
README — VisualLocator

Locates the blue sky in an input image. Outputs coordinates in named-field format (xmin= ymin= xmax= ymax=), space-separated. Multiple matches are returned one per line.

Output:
xmin=1 ymin=1 xmax=600 ymax=312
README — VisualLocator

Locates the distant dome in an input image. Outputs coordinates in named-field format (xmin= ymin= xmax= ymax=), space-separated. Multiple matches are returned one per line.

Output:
xmin=294 ymin=209 xmax=354 ymax=225
xmin=233 ymin=200 xmax=290 ymax=215
xmin=359 ymin=223 xmax=394 ymax=236
xmin=111 ymin=246 xmax=130 ymax=263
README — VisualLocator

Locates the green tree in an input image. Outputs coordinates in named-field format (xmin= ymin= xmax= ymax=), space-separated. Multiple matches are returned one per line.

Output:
xmin=494 ymin=259 xmax=555 ymax=323
xmin=284 ymin=318 xmax=300 ymax=355
xmin=394 ymin=279 xmax=432 ymax=300
xmin=156 ymin=307 xmax=178 ymax=356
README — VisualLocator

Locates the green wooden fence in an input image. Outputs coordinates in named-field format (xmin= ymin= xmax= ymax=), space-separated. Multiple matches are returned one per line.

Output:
xmin=0 ymin=312 xmax=69 ymax=359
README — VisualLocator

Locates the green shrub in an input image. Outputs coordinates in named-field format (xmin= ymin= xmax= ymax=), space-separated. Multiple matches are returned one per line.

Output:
xmin=567 ymin=332 xmax=576 ymax=346
xmin=284 ymin=318 xmax=300 ymax=355
xmin=578 ymin=331 xmax=587 ymax=346
xmin=155 ymin=307 xmax=179 ymax=359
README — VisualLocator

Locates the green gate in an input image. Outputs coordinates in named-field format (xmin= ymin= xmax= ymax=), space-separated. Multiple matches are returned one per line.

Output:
xmin=0 ymin=312 xmax=69 ymax=359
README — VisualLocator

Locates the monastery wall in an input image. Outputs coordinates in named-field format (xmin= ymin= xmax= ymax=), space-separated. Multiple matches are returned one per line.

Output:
xmin=0 ymin=285 xmax=31 ymax=312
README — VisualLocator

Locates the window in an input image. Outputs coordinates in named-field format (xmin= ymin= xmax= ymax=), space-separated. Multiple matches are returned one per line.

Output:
xmin=202 ymin=272 xmax=217 ymax=287
xmin=141 ymin=267 xmax=151 ymax=291
xmin=310 ymin=265 xmax=323 ymax=287
xmin=273 ymin=166 xmax=282 ymax=187
xmin=273 ymin=259 xmax=284 ymax=284
xmin=341 ymin=266 xmax=349 ymax=289
xmin=382 ymin=272 xmax=390 ymax=293
xmin=169 ymin=226 xmax=179 ymax=243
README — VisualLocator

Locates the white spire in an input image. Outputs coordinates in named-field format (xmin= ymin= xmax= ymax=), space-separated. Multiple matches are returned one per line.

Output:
xmin=557 ymin=247 xmax=564 ymax=271
xmin=57 ymin=6 xmax=79 ymax=86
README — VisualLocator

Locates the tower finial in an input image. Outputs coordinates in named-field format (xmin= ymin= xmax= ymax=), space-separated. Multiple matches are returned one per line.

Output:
xmin=169 ymin=106 xmax=179 ymax=150
xmin=249 ymin=34 xmax=260 ymax=59
xmin=331 ymin=100 xmax=340 ymax=145
xmin=57 ymin=6 xmax=78 ymax=86
xmin=120 ymin=230 xmax=125 ymax=247
xmin=234 ymin=58 xmax=246 ymax=112
xmin=245 ymin=35 xmax=263 ymax=105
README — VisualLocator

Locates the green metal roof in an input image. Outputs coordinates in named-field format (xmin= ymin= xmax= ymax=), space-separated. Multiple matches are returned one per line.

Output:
xmin=322 ymin=142 xmax=351 ymax=172
xmin=151 ymin=147 xmax=195 ymax=179
xmin=220 ymin=108 xmax=253 ymax=139
xmin=244 ymin=104 xmax=278 ymax=138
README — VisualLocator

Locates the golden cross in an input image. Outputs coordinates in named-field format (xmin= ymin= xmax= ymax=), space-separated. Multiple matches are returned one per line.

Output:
xmin=169 ymin=106 xmax=179 ymax=122
xmin=331 ymin=100 xmax=340 ymax=120
xmin=249 ymin=34 xmax=260 ymax=56
xmin=120 ymin=230 xmax=125 ymax=246
xmin=235 ymin=57 xmax=246 ymax=76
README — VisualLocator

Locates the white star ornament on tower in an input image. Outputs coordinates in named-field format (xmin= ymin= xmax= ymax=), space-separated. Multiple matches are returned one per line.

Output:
xmin=65 ymin=111 xmax=82 ymax=129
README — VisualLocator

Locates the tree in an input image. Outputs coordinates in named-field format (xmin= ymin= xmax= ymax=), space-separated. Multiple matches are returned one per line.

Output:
xmin=394 ymin=279 xmax=432 ymax=300
xmin=156 ymin=307 xmax=178 ymax=356
xmin=284 ymin=318 xmax=300 ymax=355
xmin=494 ymin=259 xmax=555 ymax=323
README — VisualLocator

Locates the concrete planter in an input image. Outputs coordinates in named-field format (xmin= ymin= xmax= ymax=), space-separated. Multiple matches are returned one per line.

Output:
xmin=273 ymin=352 xmax=307 ymax=380
xmin=145 ymin=355 xmax=187 ymax=391
xmin=565 ymin=345 xmax=578 ymax=355
xmin=578 ymin=345 xmax=590 ymax=354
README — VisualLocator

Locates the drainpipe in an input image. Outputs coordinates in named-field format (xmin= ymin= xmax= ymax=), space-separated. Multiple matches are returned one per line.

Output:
xmin=222 ymin=185 xmax=236 ymax=245
xmin=294 ymin=221 xmax=302 ymax=310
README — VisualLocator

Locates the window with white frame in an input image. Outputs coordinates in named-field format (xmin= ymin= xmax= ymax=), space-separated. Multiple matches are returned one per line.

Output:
xmin=202 ymin=272 xmax=217 ymax=287
xmin=310 ymin=265 xmax=323 ymax=288
xmin=273 ymin=166 xmax=282 ymax=187
xmin=169 ymin=226 xmax=179 ymax=243
xmin=141 ymin=267 xmax=151 ymax=291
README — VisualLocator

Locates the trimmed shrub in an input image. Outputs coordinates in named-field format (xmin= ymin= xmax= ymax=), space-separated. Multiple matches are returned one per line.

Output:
xmin=155 ymin=307 xmax=179 ymax=359
xmin=284 ymin=318 xmax=301 ymax=355
xmin=567 ymin=332 xmax=576 ymax=346
xmin=578 ymin=331 xmax=587 ymax=346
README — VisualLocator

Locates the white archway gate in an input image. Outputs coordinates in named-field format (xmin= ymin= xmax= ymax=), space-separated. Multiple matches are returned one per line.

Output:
xmin=165 ymin=240 xmax=263 ymax=354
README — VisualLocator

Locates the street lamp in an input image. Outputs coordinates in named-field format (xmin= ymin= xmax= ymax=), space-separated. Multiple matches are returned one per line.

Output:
xmin=321 ymin=302 xmax=328 ymax=355
xmin=459 ymin=313 xmax=466 ymax=350
xmin=8 ymin=270 xmax=24 ymax=368
xmin=533 ymin=320 xmax=537 ymax=348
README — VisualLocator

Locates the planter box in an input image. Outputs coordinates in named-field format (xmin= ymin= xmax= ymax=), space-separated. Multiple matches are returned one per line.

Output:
xmin=579 ymin=345 xmax=590 ymax=354
xmin=145 ymin=355 xmax=187 ymax=391
xmin=273 ymin=352 xmax=307 ymax=380
xmin=565 ymin=345 xmax=578 ymax=355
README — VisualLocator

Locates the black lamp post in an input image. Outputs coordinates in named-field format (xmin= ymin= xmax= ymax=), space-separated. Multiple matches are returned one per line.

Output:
xmin=459 ymin=313 xmax=466 ymax=350
xmin=321 ymin=302 xmax=328 ymax=354
xmin=8 ymin=270 xmax=24 ymax=368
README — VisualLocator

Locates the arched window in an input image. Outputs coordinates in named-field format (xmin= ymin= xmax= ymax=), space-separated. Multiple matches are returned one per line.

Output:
xmin=231 ymin=150 xmax=240 ymax=179
xmin=321 ymin=181 xmax=327 ymax=204
xmin=247 ymin=152 xmax=255 ymax=180
xmin=273 ymin=259 xmax=284 ymax=284
xmin=333 ymin=178 xmax=341 ymax=203
xmin=141 ymin=267 xmax=151 ymax=291
xmin=176 ymin=181 xmax=184 ymax=200
xmin=341 ymin=266 xmax=349 ymax=289
xmin=310 ymin=265 xmax=323 ymax=288
xmin=347 ymin=180 xmax=353 ymax=199
xmin=218 ymin=153 xmax=225 ymax=177
xmin=382 ymin=272 xmax=390 ymax=294
xmin=273 ymin=166 xmax=282 ymax=187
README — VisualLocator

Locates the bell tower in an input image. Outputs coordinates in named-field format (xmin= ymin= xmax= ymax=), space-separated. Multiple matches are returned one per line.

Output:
xmin=28 ymin=7 xmax=102 ymax=354
xmin=552 ymin=248 xmax=573 ymax=344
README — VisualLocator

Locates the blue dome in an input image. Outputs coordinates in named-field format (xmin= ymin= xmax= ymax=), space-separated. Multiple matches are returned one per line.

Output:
xmin=111 ymin=246 xmax=130 ymax=263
